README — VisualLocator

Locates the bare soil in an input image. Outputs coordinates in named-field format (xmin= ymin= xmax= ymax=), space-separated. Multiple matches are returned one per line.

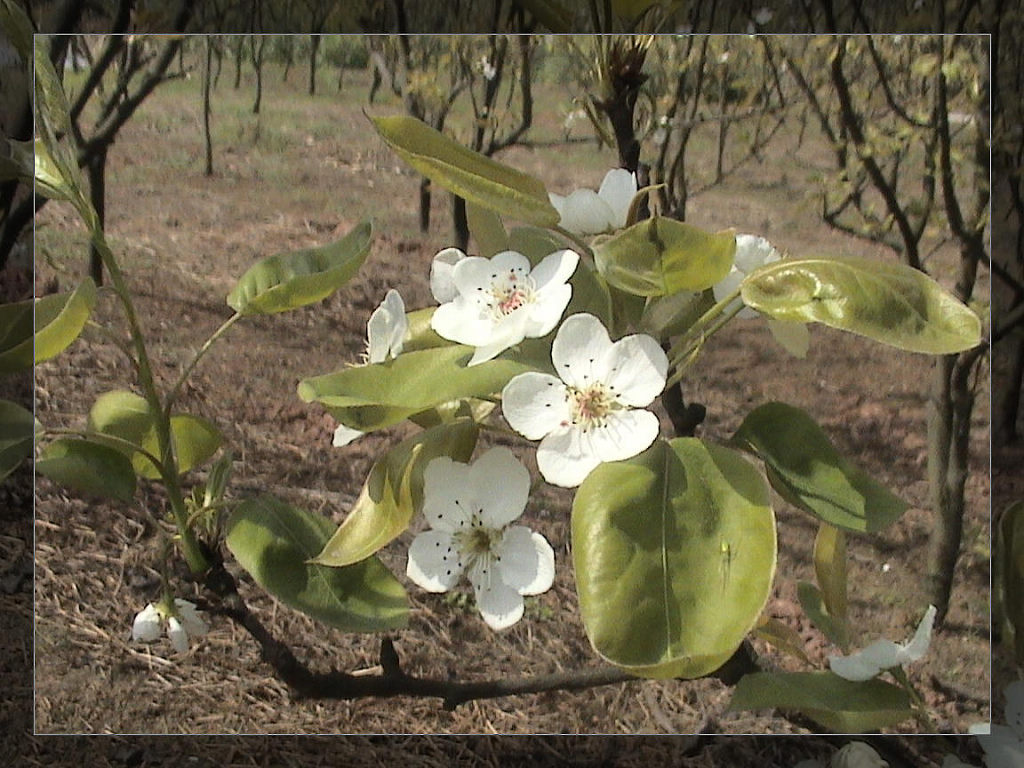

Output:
xmin=29 ymin=62 xmax=991 ymax=743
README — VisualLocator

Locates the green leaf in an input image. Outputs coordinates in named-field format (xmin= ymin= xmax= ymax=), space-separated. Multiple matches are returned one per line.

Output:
xmin=35 ymin=277 xmax=97 ymax=365
xmin=298 ymin=345 xmax=539 ymax=434
xmin=740 ymin=257 xmax=982 ymax=354
xmin=639 ymin=289 xmax=712 ymax=340
xmin=135 ymin=414 xmax=222 ymax=480
xmin=0 ymin=0 xmax=35 ymax=61
xmin=0 ymin=277 xmax=96 ymax=373
xmin=813 ymin=523 xmax=849 ymax=648
xmin=371 ymin=115 xmax=559 ymax=227
xmin=797 ymin=581 xmax=846 ymax=648
xmin=313 ymin=419 xmax=479 ymax=567
xmin=466 ymin=201 xmax=509 ymax=257
xmin=225 ymin=495 xmax=407 ymax=632
xmin=0 ymin=399 xmax=36 ymax=481
xmin=728 ymin=671 xmax=915 ymax=732
xmin=732 ymin=402 xmax=906 ymax=533
xmin=37 ymin=438 xmax=136 ymax=501
xmin=752 ymin=618 xmax=811 ymax=664
xmin=593 ymin=217 xmax=735 ymax=298
xmin=86 ymin=390 xmax=222 ymax=479
xmin=572 ymin=438 xmax=776 ymax=679
xmin=227 ymin=219 xmax=372 ymax=315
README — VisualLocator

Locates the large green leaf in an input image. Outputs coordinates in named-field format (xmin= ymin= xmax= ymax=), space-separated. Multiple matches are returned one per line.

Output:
xmin=0 ymin=399 xmax=36 ymax=481
xmin=466 ymin=201 xmax=509 ymax=257
xmin=0 ymin=277 xmax=96 ymax=373
xmin=572 ymin=438 xmax=776 ymax=679
xmin=86 ymin=389 xmax=222 ymax=479
xmin=372 ymin=115 xmax=559 ymax=227
xmin=227 ymin=219 xmax=372 ymax=315
xmin=732 ymin=402 xmax=906 ymax=533
xmin=593 ymin=217 xmax=735 ymax=298
xmin=313 ymin=419 xmax=479 ymax=567
xmin=797 ymin=581 xmax=847 ymax=649
xmin=740 ymin=257 xmax=982 ymax=354
xmin=225 ymin=495 xmax=407 ymax=632
xmin=135 ymin=415 xmax=222 ymax=480
xmin=728 ymin=671 xmax=915 ymax=732
xmin=298 ymin=345 xmax=540 ymax=434
xmin=36 ymin=438 xmax=136 ymax=501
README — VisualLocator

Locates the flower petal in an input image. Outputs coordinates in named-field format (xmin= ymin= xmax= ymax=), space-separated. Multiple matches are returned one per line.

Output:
xmin=978 ymin=723 xmax=1024 ymax=767
xmin=367 ymin=289 xmax=407 ymax=363
xmin=597 ymin=168 xmax=638 ymax=229
xmin=551 ymin=313 xmax=614 ymax=390
xmin=557 ymin=188 xmax=615 ymax=236
xmin=422 ymin=456 xmax=474 ymax=532
xmin=1005 ymin=680 xmax=1024 ymax=737
xmin=828 ymin=651 xmax=882 ymax=682
xmin=584 ymin=408 xmax=660 ymax=463
xmin=467 ymin=311 xmax=531 ymax=365
xmin=430 ymin=297 xmax=495 ymax=347
xmin=502 ymin=372 xmax=571 ymax=440
xmin=530 ymin=249 xmax=579 ymax=292
xmin=496 ymin=526 xmax=555 ymax=596
xmin=167 ymin=617 xmax=190 ymax=654
xmin=469 ymin=447 xmax=530 ymax=529
xmin=332 ymin=424 xmax=364 ymax=448
xmin=131 ymin=604 xmax=162 ymax=643
xmin=406 ymin=529 xmax=463 ymax=592
xmin=712 ymin=266 xmax=754 ymax=318
xmin=471 ymin=571 xmax=525 ymax=630
xmin=453 ymin=252 xmax=529 ymax=298
xmin=430 ymin=248 xmax=466 ymax=303
xmin=733 ymin=233 xmax=780 ymax=273
xmin=767 ymin=317 xmax=810 ymax=358
xmin=600 ymin=333 xmax=668 ymax=407
xmin=895 ymin=604 xmax=935 ymax=664
xmin=522 ymin=282 xmax=572 ymax=339
xmin=536 ymin=426 xmax=602 ymax=488
xmin=174 ymin=599 xmax=209 ymax=638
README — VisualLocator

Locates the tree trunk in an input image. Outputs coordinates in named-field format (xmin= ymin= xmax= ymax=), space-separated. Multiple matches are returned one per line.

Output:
xmin=451 ymin=194 xmax=469 ymax=252
xmin=308 ymin=34 xmax=320 ymax=96
xmin=251 ymin=36 xmax=265 ymax=115
xmin=418 ymin=178 xmax=431 ymax=233
xmin=233 ymin=36 xmax=244 ymax=89
xmin=998 ymin=335 xmax=1024 ymax=443
xmin=924 ymin=351 xmax=978 ymax=622
xmin=203 ymin=37 xmax=214 ymax=176
xmin=87 ymin=145 xmax=108 ymax=285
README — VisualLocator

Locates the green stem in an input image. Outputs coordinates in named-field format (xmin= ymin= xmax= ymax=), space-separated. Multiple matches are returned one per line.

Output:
xmin=88 ymin=228 xmax=210 ymax=575
xmin=665 ymin=288 xmax=744 ymax=388
xmin=890 ymin=666 xmax=937 ymax=732
xmin=164 ymin=311 xmax=242 ymax=416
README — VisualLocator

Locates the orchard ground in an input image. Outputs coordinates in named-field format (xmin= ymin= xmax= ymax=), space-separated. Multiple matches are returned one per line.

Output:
xmin=32 ymin=60 xmax=992 ymax=742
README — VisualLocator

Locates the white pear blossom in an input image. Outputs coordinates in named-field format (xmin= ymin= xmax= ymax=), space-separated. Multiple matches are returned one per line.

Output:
xmin=430 ymin=248 xmax=579 ymax=366
xmin=477 ymin=55 xmax=497 ymax=81
xmin=501 ymin=312 xmax=668 ymax=488
xmin=406 ymin=447 xmax=555 ymax=630
xmin=713 ymin=233 xmax=810 ymax=358
xmin=828 ymin=605 xmax=936 ymax=682
xmin=548 ymin=168 xmax=638 ymax=236
xmin=793 ymin=743 xmax=889 ymax=768
xmin=975 ymin=680 xmax=1024 ymax=768
xmin=131 ymin=598 xmax=208 ymax=655
xmin=429 ymin=247 xmax=466 ymax=304
xmin=332 ymin=288 xmax=408 ymax=448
